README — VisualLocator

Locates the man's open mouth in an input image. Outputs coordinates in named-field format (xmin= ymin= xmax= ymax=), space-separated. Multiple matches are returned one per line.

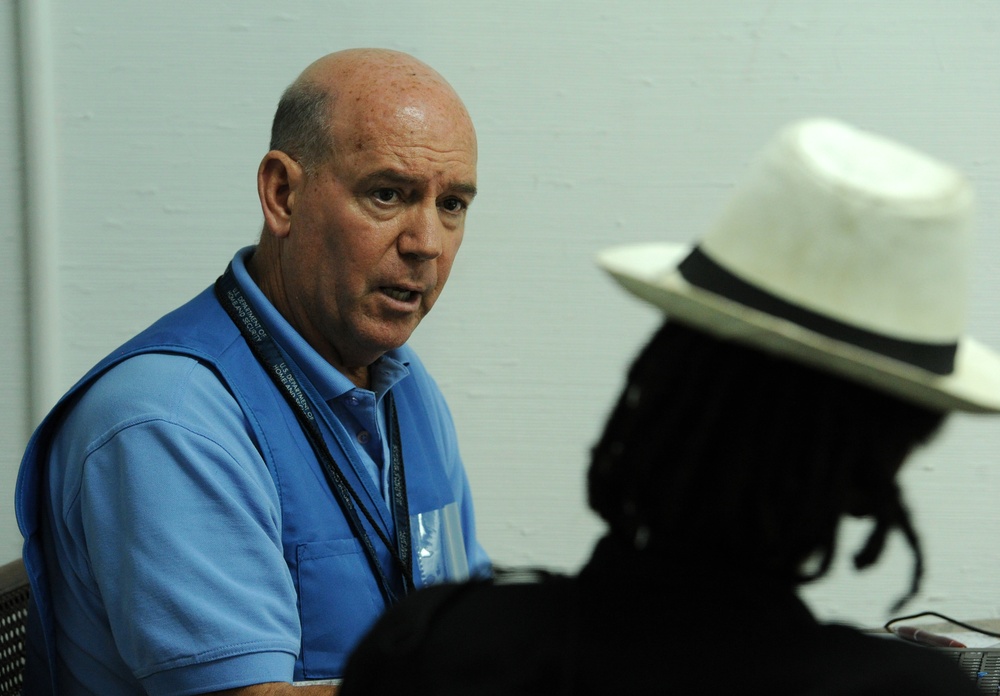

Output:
xmin=383 ymin=287 xmax=415 ymax=302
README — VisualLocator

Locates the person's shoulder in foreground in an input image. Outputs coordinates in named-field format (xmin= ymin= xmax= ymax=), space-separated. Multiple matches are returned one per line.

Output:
xmin=340 ymin=569 xmax=576 ymax=696
xmin=341 ymin=539 xmax=981 ymax=696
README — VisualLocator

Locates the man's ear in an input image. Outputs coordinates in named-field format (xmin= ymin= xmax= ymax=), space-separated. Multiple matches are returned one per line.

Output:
xmin=258 ymin=150 xmax=304 ymax=239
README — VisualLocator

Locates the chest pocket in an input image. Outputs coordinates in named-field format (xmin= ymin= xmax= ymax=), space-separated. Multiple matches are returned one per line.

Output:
xmin=295 ymin=502 xmax=470 ymax=678
xmin=295 ymin=538 xmax=384 ymax=678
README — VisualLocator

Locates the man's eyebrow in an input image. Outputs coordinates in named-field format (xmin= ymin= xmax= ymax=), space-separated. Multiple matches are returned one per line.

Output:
xmin=451 ymin=182 xmax=478 ymax=199
xmin=360 ymin=169 xmax=477 ymax=198
xmin=360 ymin=169 xmax=420 ymax=187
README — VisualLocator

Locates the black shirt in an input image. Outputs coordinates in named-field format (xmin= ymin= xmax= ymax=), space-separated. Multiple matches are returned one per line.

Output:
xmin=341 ymin=535 xmax=980 ymax=695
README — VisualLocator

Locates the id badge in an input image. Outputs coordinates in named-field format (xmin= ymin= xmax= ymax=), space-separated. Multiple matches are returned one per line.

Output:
xmin=411 ymin=502 xmax=469 ymax=585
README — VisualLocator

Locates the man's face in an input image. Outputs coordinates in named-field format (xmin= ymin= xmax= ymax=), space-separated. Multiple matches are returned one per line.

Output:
xmin=278 ymin=97 xmax=478 ymax=376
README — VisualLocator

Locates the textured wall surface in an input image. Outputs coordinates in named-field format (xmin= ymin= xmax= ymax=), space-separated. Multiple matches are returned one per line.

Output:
xmin=1 ymin=0 xmax=999 ymax=627
xmin=0 ymin=1 xmax=29 ymax=566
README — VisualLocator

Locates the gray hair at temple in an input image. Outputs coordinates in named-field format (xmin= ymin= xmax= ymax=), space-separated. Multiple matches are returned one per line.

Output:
xmin=268 ymin=80 xmax=334 ymax=174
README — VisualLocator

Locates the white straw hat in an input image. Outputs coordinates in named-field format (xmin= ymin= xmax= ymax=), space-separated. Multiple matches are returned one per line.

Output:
xmin=598 ymin=118 xmax=1000 ymax=413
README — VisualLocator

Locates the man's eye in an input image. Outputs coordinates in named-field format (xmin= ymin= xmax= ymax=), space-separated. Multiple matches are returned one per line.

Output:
xmin=373 ymin=189 xmax=398 ymax=203
xmin=440 ymin=197 xmax=467 ymax=213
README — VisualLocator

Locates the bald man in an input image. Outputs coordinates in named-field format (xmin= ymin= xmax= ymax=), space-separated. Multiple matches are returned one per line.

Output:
xmin=16 ymin=49 xmax=490 ymax=696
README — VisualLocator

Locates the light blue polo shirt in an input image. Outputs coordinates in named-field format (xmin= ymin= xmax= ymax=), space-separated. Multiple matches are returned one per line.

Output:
xmin=35 ymin=247 xmax=489 ymax=695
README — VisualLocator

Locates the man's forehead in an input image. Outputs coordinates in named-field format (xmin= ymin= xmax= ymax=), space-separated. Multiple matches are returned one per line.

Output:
xmin=331 ymin=106 xmax=476 ymax=168
xmin=334 ymin=98 xmax=473 ymax=139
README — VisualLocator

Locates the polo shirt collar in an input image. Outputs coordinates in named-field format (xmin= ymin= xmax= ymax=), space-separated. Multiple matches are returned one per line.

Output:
xmin=229 ymin=246 xmax=411 ymax=403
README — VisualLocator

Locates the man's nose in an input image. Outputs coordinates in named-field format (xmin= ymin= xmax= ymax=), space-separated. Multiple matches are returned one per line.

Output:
xmin=398 ymin=203 xmax=444 ymax=260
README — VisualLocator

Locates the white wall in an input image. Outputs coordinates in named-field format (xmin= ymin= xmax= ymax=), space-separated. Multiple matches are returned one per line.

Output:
xmin=2 ymin=0 xmax=999 ymax=628
xmin=1 ymin=1 xmax=29 ymax=568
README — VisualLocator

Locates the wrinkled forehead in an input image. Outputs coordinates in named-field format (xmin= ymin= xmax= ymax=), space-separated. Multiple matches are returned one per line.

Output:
xmin=331 ymin=82 xmax=477 ymax=158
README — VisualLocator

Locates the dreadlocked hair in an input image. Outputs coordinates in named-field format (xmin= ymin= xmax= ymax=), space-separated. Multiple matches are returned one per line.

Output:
xmin=588 ymin=320 xmax=945 ymax=609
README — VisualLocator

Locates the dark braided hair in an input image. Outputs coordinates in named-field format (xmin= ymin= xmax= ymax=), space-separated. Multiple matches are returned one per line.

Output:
xmin=588 ymin=320 xmax=945 ymax=609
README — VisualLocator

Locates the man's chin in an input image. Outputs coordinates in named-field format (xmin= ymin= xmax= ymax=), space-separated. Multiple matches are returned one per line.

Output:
xmin=364 ymin=323 xmax=422 ymax=358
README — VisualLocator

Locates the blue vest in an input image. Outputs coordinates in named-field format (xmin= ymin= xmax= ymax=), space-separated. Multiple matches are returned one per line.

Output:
xmin=16 ymin=284 xmax=470 ymax=690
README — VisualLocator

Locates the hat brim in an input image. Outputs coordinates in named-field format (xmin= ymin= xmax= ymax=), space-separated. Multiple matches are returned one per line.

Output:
xmin=598 ymin=242 xmax=1000 ymax=413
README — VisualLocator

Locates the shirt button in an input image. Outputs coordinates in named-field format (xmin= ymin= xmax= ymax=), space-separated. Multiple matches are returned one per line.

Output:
xmin=357 ymin=431 xmax=370 ymax=444
xmin=348 ymin=395 xmax=360 ymax=407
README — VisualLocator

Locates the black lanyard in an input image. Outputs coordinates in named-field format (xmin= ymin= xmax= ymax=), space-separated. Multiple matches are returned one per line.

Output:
xmin=214 ymin=265 xmax=414 ymax=605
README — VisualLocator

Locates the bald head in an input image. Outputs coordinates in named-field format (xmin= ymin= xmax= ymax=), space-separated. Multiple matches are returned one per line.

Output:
xmin=269 ymin=49 xmax=475 ymax=173
xmin=253 ymin=50 xmax=478 ymax=382
xmin=300 ymin=48 xmax=464 ymax=105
